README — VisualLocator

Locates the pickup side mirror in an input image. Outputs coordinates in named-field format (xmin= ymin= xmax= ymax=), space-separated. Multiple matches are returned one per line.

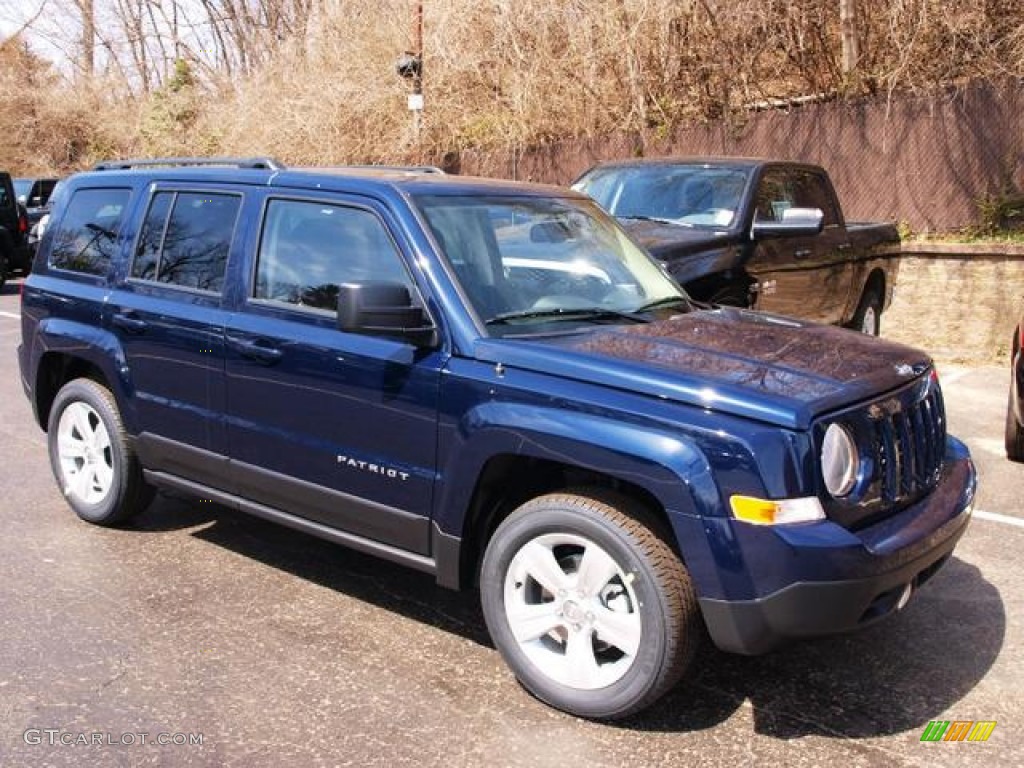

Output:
xmin=337 ymin=281 xmax=437 ymax=347
xmin=751 ymin=207 xmax=825 ymax=239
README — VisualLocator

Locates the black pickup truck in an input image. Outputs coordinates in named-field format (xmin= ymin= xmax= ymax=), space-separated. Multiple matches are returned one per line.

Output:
xmin=0 ymin=171 xmax=31 ymax=290
xmin=572 ymin=158 xmax=900 ymax=335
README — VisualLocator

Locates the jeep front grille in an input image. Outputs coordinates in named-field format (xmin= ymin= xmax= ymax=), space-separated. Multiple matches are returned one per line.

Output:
xmin=872 ymin=384 xmax=945 ymax=505
xmin=819 ymin=372 xmax=947 ymax=531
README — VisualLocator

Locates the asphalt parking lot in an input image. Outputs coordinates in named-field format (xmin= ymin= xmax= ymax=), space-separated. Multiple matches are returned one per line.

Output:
xmin=0 ymin=279 xmax=1021 ymax=768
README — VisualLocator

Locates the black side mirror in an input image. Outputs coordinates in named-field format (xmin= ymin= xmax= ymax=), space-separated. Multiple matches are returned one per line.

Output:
xmin=751 ymin=207 xmax=825 ymax=240
xmin=337 ymin=282 xmax=437 ymax=347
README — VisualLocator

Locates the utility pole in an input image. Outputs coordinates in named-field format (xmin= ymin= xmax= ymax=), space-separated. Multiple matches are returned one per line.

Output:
xmin=396 ymin=2 xmax=424 ymax=159
xmin=840 ymin=0 xmax=859 ymax=74
xmin=411 ymin=2 xmax=424 ymax=156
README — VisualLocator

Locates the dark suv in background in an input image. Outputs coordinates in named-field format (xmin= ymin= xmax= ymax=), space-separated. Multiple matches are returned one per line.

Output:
xmin=14 ymin=176 xmax=60 ymax=228
xmin=0 ymin=171 xmax=31 ymax=289
xmin=18 ymin=157 xmax=976 ymax=719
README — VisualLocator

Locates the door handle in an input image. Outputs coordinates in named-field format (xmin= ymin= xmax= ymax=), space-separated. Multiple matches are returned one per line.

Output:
xmin=794 ymin=248 xmax=812 ymax=259
xmin=837 ymin=242 xmax=852 ymax=251
xmin=229 ymin=336 xmax=283 ymax=364
xmin=112 ymin=312 xmax=148 ymax=333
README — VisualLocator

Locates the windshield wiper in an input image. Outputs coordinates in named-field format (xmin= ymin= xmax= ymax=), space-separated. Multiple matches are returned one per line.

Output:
xmin=485 ymin=307 xmax=651 ymax=326
xmin=618 ymin=215 xmax=693 ymax=228
xmin=633 ymin=295 xmax=694 ymax=313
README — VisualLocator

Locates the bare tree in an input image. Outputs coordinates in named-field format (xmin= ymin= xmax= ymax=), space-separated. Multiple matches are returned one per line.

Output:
xmin=75 ymin=0 xmax=95 ymax=78
xmin=840 ymin=0 xmax=859 ymax=73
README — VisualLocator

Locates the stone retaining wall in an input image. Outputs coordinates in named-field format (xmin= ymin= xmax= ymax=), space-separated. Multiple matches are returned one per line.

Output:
xmin=881 ymin=245 xmax=1024 ymax=364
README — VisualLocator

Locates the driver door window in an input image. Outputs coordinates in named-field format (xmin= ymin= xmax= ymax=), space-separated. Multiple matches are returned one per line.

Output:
xmin=254 ymin=199 xmax=412 ymax=312
xmin=754 ymin=170 xmax=838 ymax=225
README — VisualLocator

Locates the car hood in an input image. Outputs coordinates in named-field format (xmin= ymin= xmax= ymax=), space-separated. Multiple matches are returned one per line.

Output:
xmin=473 ymin=308 xmax=932 ymax=430
xmin=619 ymin=219 xmax=735 ymax=257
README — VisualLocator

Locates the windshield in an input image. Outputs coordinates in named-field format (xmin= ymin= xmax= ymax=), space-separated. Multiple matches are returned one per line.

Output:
xmin=572 ymin=164 xmax=751 ymax=229
xmin=412 ymin=194 xmax=685 ymax=334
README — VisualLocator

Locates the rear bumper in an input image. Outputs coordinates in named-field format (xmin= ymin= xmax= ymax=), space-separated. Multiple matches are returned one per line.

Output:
xmin=17 ymin=341 xmax=37 ymax=423
xmin=696 ymin=436 xmax=976 ymax=655
xmin=8 ymin=242 xmax=31 ymax=271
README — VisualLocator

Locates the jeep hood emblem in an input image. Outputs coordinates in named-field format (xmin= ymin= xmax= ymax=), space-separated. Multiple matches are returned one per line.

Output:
xmin=895 ymin=362 xmax=927 ymax=377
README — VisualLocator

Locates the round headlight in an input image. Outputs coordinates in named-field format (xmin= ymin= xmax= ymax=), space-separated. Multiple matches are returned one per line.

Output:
xmin=821 ymin=423 xmax=859 ymax=498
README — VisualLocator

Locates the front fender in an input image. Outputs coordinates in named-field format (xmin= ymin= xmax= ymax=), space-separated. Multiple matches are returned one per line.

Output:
xmin=434 ymin=400 xmax=723 ymax=542
xmin=658 ymin=244 xmax=747 ymax=288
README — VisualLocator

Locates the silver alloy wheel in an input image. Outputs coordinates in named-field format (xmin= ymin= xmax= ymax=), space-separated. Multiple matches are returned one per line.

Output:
xmin=57 ymin=401 xmax=115 ymax=505
xmin=861 ymin=304 xmax=878 ymax=335
xmin=503 ymin=532 xmax=642 ymax=690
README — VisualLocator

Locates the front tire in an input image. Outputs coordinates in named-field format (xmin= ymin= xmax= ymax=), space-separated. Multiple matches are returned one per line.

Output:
xmin=707 ymin=282 xmax=751 ymax=308
xmin=47 ymin=378 xmax=154 ymax=525
xmin=480 ymin=491 xmax=701 ymax=719
xmin=1006 ymin=386 xmax=1024 ymax=462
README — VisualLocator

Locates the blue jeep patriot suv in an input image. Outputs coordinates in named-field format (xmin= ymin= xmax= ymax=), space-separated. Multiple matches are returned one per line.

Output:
xmin=18 ymin=158 xmax=976 ymax=719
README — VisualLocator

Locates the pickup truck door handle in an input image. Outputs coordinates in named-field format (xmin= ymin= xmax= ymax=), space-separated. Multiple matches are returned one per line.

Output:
xmin=837 ymin=242 xmax=852 ymax=251
xmin=794 ymin=248 xmax=813 ymax=259
xmin=229 ymin=336 xmax=284 ymax=364
xmin=111 ymin=311 xmax=148 ymax=333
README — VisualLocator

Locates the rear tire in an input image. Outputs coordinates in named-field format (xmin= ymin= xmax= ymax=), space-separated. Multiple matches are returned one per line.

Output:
xmin=47 ymin=378 xmax=154 ymax=525
xmin=480 ymin=490 xmax=701 ymax=719
xmin=849 ymin=285 xmax=881 ymax=336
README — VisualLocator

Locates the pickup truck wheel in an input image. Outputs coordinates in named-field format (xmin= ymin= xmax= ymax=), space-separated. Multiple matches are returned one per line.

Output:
xmin=849 ymin=286 xmax=881 ymax=336
xmin=47 ymin=379 xmax=154 ymax=525
xmin=1006 ymin=387 xmax=1024 ymax=461
xmin=480 ymin=491 xmax=700 ymax=719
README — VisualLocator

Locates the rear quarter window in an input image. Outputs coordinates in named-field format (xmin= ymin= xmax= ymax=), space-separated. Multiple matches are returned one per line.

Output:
xmin=49 ymin=188 xmax=132 ymax=276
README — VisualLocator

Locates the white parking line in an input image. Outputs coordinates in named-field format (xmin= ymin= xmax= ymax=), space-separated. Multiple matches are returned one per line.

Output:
xmin=974 ymin=509 xmax=1024 ymax=528
xmin=0 ymin=311 xmax=20 ymax=319
xmin=938 ymin=367 xmax=972 ymax=386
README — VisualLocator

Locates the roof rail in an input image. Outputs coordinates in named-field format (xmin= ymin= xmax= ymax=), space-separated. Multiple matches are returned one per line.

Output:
xmin=93 ymin=157 xmax=286 ymax=171
xmin=332 ymin=165 xmax=446 ymax=175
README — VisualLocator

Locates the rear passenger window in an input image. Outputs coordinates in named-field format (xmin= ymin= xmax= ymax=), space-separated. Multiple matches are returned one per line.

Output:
xmin=254 ymin=199 xmax=411 ymax=312
xmin=49 ymin=188 xmax=131 ymax=275
xmin=131 ymin=191 xmax=241 ymax=292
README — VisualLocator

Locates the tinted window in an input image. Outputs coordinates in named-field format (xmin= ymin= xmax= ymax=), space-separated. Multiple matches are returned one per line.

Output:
xmin=49 ymin=188 xmax=132 ymax=275
xmin=254 ymin=199 xmax=411 ymax=312
xmin=131 ymin=192 xmax=173 ymax=281
xmin=131 ymin=191 xmax=240 ymax=292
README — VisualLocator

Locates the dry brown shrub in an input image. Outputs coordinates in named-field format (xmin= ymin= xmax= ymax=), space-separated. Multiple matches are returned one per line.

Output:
xmin=2 ymin=0 xmax=1023 ymax=173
